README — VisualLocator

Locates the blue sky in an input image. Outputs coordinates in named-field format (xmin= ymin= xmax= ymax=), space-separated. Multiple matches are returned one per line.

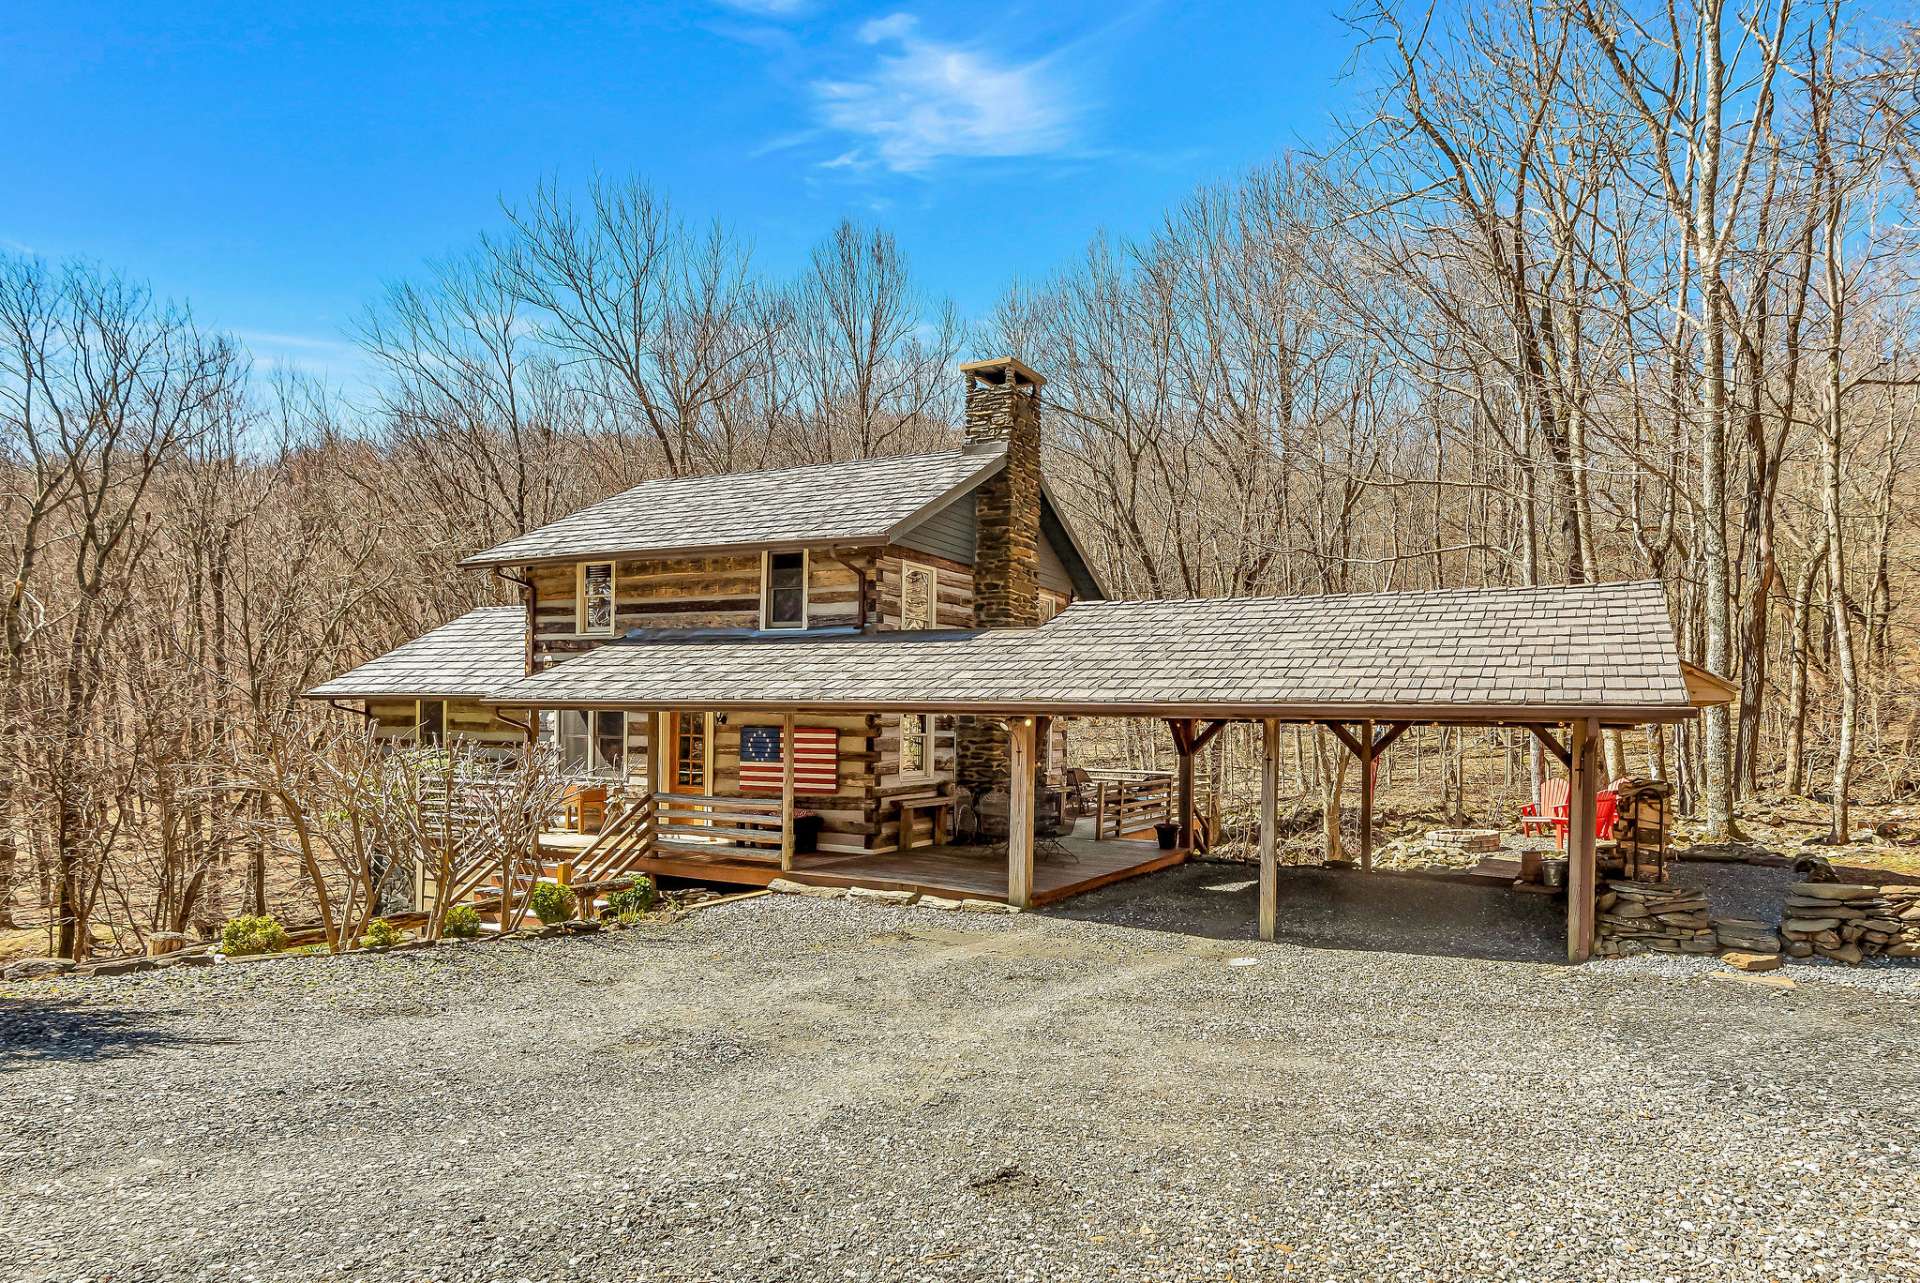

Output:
xmin=1 ymin=2 xmax=1358 ymax=387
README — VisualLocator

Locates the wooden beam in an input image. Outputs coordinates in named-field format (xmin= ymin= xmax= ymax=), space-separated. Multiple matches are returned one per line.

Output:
xmin=1164 ymin=717 xmax=1194 ymax=755
xmin=780 ymin=711 xmax=796 ymax=872
xmin=1320 ymin=720 xmax=1364 ymax=757
xmin=1190 ymin=719 xmax=1229 ymax=754
xmin=1526 ymin=723 xmax=1572 ymax=769
xmin=1371 ymin=721 xmax=1411 ymax=756
xmin=1007 ymin=716 xmax=1036 ymax=909
xmin=1567 ymin=717 xmax=1598 ymax=963
xmin=1259 ymin=718 xmax=1279 ymax=941
xmin=1358 ymin=717 xmax=1375 ymax=874
xmin=1175 ymin=718 xmax=1196 ymax=849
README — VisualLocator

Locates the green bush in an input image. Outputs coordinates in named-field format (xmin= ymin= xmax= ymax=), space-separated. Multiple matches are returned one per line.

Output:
xmin=361 ymin=918 xmax=404 ymax=950
xmin=442 ymin=904 xmax=483 ymax=939
xmin=220 ymin=914 xmax=290 ymax=957
xmin=529 ymin=881 xmax=576 ymax=925
xmin=604 ymin=878 xmax=656 ymax=918
xmin=614 ymin=910 xmax=643 ymax=927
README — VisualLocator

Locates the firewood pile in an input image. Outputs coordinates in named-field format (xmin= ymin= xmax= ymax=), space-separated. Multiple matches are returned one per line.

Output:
xmin=1780 ymin=883 xmax=1920 ymax=965
xmin=1593 ymin=880 xmax=1715 ymax=956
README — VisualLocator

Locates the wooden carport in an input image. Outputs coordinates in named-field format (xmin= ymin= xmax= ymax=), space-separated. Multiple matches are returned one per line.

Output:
xmin=488 ymin=581 xmax=1724 ymax=963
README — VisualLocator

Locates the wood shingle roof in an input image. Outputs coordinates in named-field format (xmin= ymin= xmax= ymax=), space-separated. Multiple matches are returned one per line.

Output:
xmin=458 ymin=446 xmax=1007 ymax=568
xmin=485 ymin=581 xmax=1697 ymax=722
xmin=305 ymin=607 xmax=527 ymax=701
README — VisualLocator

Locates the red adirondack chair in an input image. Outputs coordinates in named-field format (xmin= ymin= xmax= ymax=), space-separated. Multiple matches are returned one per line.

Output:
xmin=1519 ymin=779 xmax=1568 ymax=841
xmin=1521 ymin=778 xmax=1618 ymax=849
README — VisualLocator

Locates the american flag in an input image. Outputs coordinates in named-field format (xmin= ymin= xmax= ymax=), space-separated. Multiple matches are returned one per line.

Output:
xmin=739 ymin=724 xmax=838 ymax=795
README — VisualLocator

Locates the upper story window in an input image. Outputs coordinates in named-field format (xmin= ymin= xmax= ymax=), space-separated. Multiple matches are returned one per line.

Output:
xmin=901 ymin=561 xmax=937 ymax=630
xmin=416 ymin=699 xmax=446 ymax=747
xmin=762 ymin=550 xmax=808 ymax=629
xmin=578 ymin=561 xmax=616 ymax=635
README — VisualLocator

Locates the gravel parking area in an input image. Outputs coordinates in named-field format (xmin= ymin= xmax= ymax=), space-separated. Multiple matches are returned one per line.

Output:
xmin=4 ymin=863 xmax=1918 ymax=1282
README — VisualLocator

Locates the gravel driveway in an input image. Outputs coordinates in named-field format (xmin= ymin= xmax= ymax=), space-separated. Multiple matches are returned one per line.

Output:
xmin=4 ymin=863 xmax=1918 ymax=1282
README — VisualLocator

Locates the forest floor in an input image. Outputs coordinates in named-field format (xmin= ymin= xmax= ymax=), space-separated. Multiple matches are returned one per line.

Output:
xmin=3 ymin=863 xmax=1917 ymax=1283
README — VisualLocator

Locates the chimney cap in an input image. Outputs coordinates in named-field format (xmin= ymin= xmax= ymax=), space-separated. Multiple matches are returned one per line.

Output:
xmin=960 ymin=356 xmax=1046 ymax=389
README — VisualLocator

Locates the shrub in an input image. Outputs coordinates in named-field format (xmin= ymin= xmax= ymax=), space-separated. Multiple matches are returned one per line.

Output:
xmin=529 ymin=881 xmax=576 ymax=925
xmin=220 ymin=914 xmax=290 ymax=957
xmin=442 ymin=905 xmax=483 ymax=939
xmin=361 ymin=918 xmax=404 ymax=950
xmin=614 ymin=910 xmax=643 ymax=927
xmin=604 ymin=877 xmax=656 ymax=917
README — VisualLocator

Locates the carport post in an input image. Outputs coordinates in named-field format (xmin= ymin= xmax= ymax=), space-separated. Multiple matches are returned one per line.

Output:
xmin=1567 ymin=717 xmax=1599 ymax=962
xmin=1259 ymin=717 xmax=1279 ymax=941
xmin=1008 ymin=715 xmax=1036 ymax=909
xmin=1358 ymin=718 xmax=1375 ymax=873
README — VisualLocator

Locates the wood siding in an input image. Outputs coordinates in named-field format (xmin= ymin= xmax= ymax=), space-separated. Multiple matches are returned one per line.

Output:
xmin=366 ymin=698 xmax=526 ymax=751
xmin=895 ymin=492 xmax=976 ymax=565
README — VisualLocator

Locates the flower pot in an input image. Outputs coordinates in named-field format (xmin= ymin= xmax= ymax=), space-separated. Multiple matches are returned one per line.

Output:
xmin=1154 ymin=822 xmax=1181 ymax=851
xmin=793 ymin=813 xmax=824 ymax=854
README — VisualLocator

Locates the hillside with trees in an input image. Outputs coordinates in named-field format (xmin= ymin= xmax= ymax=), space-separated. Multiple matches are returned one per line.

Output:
xmin=3 ymin=0 xmax=1916 ymax=959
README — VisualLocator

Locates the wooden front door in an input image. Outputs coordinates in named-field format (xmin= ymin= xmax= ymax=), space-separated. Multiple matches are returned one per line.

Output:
xmin=668 ymin=711 xmax=709 ymax=795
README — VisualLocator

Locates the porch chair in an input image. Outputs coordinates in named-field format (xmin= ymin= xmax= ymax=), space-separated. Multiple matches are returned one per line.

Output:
xmin=1520 ymin=779 xmax=1620 ymax=850
xmin=1518 ymin=778 xmax=1568 ymax=841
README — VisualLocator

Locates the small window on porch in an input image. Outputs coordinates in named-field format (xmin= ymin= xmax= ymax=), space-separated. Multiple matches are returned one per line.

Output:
xmin=416 ymin=699 xmax=446 ymax=747
xmin=762 ymin=551 xmax=808 ymax=629
xmin=901 ymin=561 xmax=937 ymax=630
xmin=557 ymin=709 xmax=625 ymax=777
xmin=578 ymin=561 xmax=616 ymax=635
xmin=900 ymin=713 xmax=930 ymax=777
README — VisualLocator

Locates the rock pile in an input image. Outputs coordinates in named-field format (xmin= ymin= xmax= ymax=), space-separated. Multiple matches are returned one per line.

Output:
xmin=1594 ymin=880 xmax=1715 ymax=957
xmin=1781 ymin=882 xmax=1920 ymax=964
xmin=1427 ymin=828 xmax=1501 ymax=854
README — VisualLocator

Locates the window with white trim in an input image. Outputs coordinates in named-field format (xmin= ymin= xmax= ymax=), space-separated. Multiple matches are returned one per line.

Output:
xmin=762 ymin=550 xmax=808 ymax=629
xmin=556 ymin=709 xmax=625 ymax=777
xmin=900 ymin=712 xmax=954 ymax=780
xmin=1037 ymin=593 xmax=1060 ymax=623
xmin=578 ymin=561 xmax=616 ymax=635
xmin=900 ymin=561 xmax=937 ymax=630
xmin=900 ymin=712 xmax=930 ymax=777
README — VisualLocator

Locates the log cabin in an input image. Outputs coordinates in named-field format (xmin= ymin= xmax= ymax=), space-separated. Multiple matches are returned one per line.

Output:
xmin=307 ymin=356 xmax=1729 ymax=960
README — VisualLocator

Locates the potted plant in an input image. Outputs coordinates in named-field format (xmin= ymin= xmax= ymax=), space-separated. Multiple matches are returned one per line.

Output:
xmin=793 ymin=810 xmax=824 ymax=854
xmin=1154 ymin=821 xmax=1181 ymax=851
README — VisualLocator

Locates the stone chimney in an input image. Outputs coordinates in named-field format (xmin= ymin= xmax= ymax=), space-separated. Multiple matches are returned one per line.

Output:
xmin=960 ymin=356 xmax=1043 ymax=630
xmin=956 ymin=357 xmax=1045 ymax=817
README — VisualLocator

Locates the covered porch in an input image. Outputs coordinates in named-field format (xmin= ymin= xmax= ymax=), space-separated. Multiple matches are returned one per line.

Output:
xmin=488 ymin=583 xmax=1721 ymax=961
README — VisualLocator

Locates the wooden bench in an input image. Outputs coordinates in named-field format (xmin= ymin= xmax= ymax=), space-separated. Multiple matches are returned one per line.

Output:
xmin=895 ymin=795 xmax=954 ymax=854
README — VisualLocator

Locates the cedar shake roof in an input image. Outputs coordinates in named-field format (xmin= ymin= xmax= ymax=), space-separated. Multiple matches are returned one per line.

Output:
xmin=458 ymin=446 xmax=1007 ymax=568
xmin=485 ymin=581 xmax=1700 ymax=723
xmin=304 ymin=607 xmax=526 ymax=701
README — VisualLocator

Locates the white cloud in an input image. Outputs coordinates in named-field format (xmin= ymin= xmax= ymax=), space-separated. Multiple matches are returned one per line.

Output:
xmin=812 ymin=13 xmax=1080 ymax=173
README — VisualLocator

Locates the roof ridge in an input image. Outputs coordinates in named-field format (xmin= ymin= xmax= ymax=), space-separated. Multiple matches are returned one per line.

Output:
xmin=1067 ymin=581 xmax=1661 ymax=609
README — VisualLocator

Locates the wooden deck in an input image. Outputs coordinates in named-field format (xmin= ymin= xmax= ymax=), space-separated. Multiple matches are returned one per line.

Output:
xmin=538 ymin=826 xmax=1186 ymax=906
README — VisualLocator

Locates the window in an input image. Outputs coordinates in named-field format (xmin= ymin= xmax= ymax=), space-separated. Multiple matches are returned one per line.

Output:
xmin=762 ymin=550 xmax=808 ymax=629
xmin=900 ymin=713 xmax=929 ymax=777
xmin=578 ymin=561 xmax=616 ymax=635
xmin=674 ymin=714 xmax=707 ymax=790
xmin=900 ymin=712 xmax=953 ymax=779
xmin=900 ymin=561 xmax=937 ymax=630
xmin=557 ymin=709 xmax=625 ymax=777
xmin=416 ymin=699 xmax=446 ymax=747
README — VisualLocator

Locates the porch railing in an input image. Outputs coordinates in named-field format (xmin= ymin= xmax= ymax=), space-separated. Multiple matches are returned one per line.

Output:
xmin=1085 ymin=770 xmax=1176 ymax=840
xmin=572 ymin=791 xmax=658 ymax=884
xmin=652 ymin=793 xmax=786 ymax=860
